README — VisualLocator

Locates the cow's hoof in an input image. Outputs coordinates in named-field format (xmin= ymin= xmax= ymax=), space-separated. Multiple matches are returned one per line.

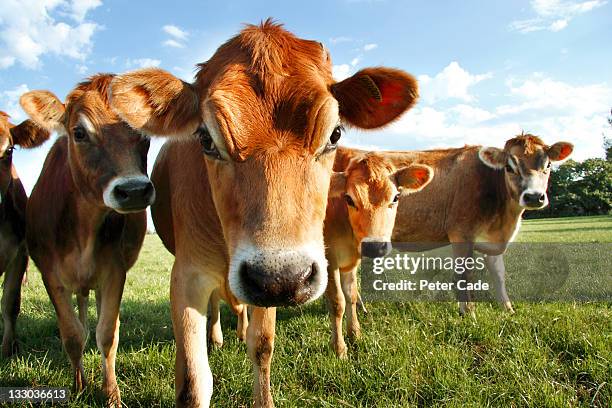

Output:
xmin=333 ymin=342 xmax=348 ymax=359
xmin=104 ymin=387 xmax=121 ymax=408
xmin=1 ymin=339 xmax=18 ymax=358
xmin=458 ymin=302 xmax=476 ymax=319
xmin=347 ymin=326 xmax=361 ymax=340
xmin=504 ymin=301 xmax=515 ymax=314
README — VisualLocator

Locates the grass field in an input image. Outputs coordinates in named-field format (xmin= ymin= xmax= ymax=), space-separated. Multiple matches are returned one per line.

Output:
xmin=1 ymin=215 xmax=610 ymax=407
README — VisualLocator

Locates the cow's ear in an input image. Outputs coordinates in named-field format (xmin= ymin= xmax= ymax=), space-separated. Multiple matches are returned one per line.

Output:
xmin=328 ymin=172 xmax=347 ymax=198
xmin=332 ymin=67 xmax=418 ymax=129
xmin=478 ymin=147 xmax=508 ymax=169
xmin=10 ymin=120 xmax=51 ymax=148
xmin=110 ymin=68 xmax=200 ymax=137
xmin=395 ymin=164 xmax=433 ymax=194
xmin=547 ymin=142 xmax=573 ymax=162
xmin=20 ymin=91 xmax=65 ymax=133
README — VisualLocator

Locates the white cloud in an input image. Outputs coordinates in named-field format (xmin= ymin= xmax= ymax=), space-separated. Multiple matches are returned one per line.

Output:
xmin=0 ymin=0 xmax=100 ymax=69
xmin=363 ymin=43 xmax=378 ymax=51
xmin=163 ymin=24 xmax=188 ymax=40
xmin=0 ymin=84 xmax=30 ymax=122
xmin=380 ymin=71 xmax=611 ymax=161
xmin=329 ymin=36 xmax=352 ymax=44
xmin=417 ymin=61 xmax=492 ymax=104
xmin=162 ymin=24 xmax=189 ymax=48
xmin=333 ymin=64 xmax=352 ymax=81
xmin=163 ymin=39 xmax=184 ymax=48
xmin=510 ymin=0 xmax=607 ymax=33
xmin=126 ymin=58 xmax=161 ymax=69
xmin=76 ymin=64 xmax=88 ymax=74
xmin=68 ymin=0 xmax=102 ymax=22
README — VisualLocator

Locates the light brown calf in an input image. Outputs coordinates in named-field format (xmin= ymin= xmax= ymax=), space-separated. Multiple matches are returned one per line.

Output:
xmin=21 ymin=75 xmax=155 ymax=406
xmin=323 ymin=152 xmax=433 ymax=357
xmin=109 ymin=20 xmax=419 ymax=407
xmin=330 ymin=135 xmax=573 ymax=349
xmin=0 ymin=112 xmax=49 ymax=357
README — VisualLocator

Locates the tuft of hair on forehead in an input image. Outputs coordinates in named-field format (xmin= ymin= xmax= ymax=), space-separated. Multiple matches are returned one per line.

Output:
xmin=66 ymin=73 xmax=115 ymax=109
xmin=504 ymin=132 xmax=547 ymax=154
xmin=194 ymin=18 xmax=331 ymax=91
xmin=347 ymin=153 xmax=395 ymax=182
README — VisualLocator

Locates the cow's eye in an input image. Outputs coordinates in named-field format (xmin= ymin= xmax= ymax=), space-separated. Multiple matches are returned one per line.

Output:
xmin=344 ymin=194 xmax=356 ymax=208
xmin=546 ymin=161 xmax=552 ymax=170
xmin=392 ymin=193 xmax=401 ymax=203
xmin=2 ymin=146 xmax=13 ymax=160
xmin=330 ymin=126 xmax=342 ymax=145
xmin=196 ymin=127 xmax=222 ymax=160
xmin=73 ymin=126 xmax=88 ymax=142
xmin=322 ymin=126 xmax=343 ymax=154
xmin=505 ymin=164 xmax=516 ymax=174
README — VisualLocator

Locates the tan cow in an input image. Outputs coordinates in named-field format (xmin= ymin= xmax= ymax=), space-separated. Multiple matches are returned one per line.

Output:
xmin=0 ymin=112 xmax=49 ymax=357
xmin=328 ymin=135 xmax=573 ymax=352
xmin=20 ymin=74 xmax=155 ymax=406
xmin=323 ymin=152 xmax=433 ymax=357
xmin=108 ymin=20 xmax=419 ymax=408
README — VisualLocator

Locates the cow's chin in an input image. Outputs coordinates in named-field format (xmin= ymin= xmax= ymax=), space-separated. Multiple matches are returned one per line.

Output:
xmin=227 ymin=241 xmax=328 ymax=307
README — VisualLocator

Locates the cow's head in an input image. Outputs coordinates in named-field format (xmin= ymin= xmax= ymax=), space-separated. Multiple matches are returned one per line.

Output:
xmin=20 ymin=75 xmax=155 ymax=213
xmin=109 ymin=20 xmax=419 ymax=307
xmin=479 ymin=134 xmax=573 ymax=210
xmin=329 ymin=153 xmax=432 ymax=257
xmin=0 ymin=111 xmax=49 ymax=204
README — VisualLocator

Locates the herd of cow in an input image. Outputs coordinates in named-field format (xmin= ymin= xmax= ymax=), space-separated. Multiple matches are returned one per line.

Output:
xmin=0 ymin=20 xmax=574 ymax=407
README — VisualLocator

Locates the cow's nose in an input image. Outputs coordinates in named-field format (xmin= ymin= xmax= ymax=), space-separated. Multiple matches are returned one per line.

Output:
xmin=236 ymin=251 xmax=322 ymax=307
xmin=362 ymin=241 xmax=392 ymax=258
xmin=110 ymin=178 xmax=155 ymax=211
xmin=523 ymin=192 xmax=546 ymax=206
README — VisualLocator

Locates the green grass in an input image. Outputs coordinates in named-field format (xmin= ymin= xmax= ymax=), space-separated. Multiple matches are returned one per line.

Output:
xmin=0 ymin=216 xmax=610 ymax=407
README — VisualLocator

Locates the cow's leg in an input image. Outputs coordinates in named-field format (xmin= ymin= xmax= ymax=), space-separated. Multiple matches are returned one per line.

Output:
xmin=1 ymin=244 xmax=27 ymax=357
xmin=207 ymin=289 xmax=223 ymax=348
xmin=42 ymin=271 xmax=87 ymax=392
xmin=234 ymin=303 xmax=248 ymax=342
xmin=171 ymin=261 xmax=215 ymax=408
xmin=95 ymin=271 xmax=126 ymax=407
xmin=451 ymin=241 xmax=476 ymax=318
xmin=340 ymin=265 xmax=361 ymax=340
xmin=325 ymin=266 xmax=347 ymax=358
xmin=485 ymin=254 xmax=514 ymax=313
xmin=77 ymin=292 xmax=89 ymax=341
xmin=247 ymin=306 xmax=276 ymax=408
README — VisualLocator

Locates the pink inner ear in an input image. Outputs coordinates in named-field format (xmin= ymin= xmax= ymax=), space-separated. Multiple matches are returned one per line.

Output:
xmin=379 ymin=82 xmax=404 ymax=106
xmin=412 ymin=168 xmax=430 ymax=184
xmin=560 ymin=144 xmax=572 ymax=159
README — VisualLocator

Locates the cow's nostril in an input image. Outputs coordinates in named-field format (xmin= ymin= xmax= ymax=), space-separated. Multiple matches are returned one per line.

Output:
xmin=304 ymin=262 xmax=317 ymax=285
xmin=538 ymin=194 xmax=545 ymax=203
xmin=114 ymin=186 xmax=130 ymax=200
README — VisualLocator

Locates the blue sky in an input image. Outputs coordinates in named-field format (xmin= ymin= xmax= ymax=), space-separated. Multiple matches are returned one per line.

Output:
xmin=1 ymin=0 xmax=611 ymax=194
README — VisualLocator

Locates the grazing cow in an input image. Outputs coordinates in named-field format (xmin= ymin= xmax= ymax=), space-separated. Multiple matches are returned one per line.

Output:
xmin=109 ymin=20 xmax=419 ymax=407
xmin=20 ymin=74 xmax=155 ymax=406
xmin=332 ymin=134 xmax=573 ymax=342
xmin=0 ymin=112 xmax=49 ymax=357
xmin=324 ymin=153 xmax=433 ymax=358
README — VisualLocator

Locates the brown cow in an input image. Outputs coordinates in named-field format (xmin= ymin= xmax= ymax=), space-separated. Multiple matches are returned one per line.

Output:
xmin=0 ymin=112 xmax=49 ymax=357
xmin=329 ymin=135 xmax=573 ymax=351
xmin=109 ymin=20 xmax=419 ymax=408
xmin=324 ymin=153 xmax=433 ymax=357
xmin=20 ymin=74 xmax=155 ymax=406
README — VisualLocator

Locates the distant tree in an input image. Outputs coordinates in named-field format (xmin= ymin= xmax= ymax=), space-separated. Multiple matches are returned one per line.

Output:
xmin=527 ymin=154 xmax=612 ymax=218
xmin=606 ymin=108 xmax=612 ymax=161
